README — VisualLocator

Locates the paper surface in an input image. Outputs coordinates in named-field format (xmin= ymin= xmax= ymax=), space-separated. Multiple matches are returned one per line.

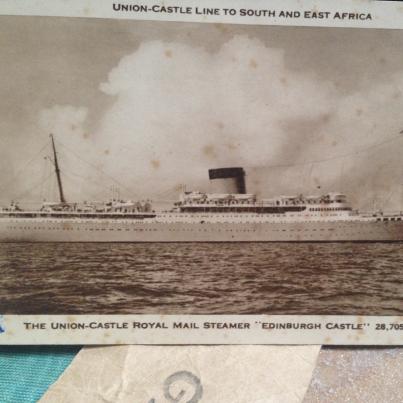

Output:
xmin=2 ymin=315 xmax=402 ymax=345
xmin=304 ymin=347 xmax=403 ymax=403
xmin=40 ymin=345 xmax=321 ymax=403
xmin=1 ymin=1 xmax=403 ymax=347
xmin=1 ymin=0 xmax=403 ymax=29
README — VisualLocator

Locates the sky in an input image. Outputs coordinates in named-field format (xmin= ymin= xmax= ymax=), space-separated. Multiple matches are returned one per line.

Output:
xmin=0 ymin=16 xmax=403 ymax=210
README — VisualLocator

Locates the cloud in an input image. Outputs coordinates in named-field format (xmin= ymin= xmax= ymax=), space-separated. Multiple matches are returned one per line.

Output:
xmin=17 ymin=34 xmax=403 ymax=210
xmin=94 ymin=36 xmax=338 ymax=197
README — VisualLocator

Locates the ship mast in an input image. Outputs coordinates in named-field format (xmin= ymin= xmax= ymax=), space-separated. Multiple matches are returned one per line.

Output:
xmin=50 ymin=134 xmax=66 ymax=204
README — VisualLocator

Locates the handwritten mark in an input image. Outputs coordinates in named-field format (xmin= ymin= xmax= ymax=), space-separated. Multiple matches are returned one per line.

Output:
xmin=149 ymin=370 xmax=203 ymax=403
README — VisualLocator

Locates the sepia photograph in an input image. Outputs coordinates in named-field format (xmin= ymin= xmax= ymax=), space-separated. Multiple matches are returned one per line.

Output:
xmin=0 ymin=15 xmax=402 ymax=316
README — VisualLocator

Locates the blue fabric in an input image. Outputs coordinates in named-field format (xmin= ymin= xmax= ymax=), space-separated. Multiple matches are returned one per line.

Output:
xmin=0 ymin=346 xmax=81 ymax=403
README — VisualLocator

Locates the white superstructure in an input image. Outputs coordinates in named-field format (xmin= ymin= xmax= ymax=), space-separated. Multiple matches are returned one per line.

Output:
xmin=1 ymin=139 xmax=402 ymax=242
xmin=1 ymin=188 xmax=402 ymax=242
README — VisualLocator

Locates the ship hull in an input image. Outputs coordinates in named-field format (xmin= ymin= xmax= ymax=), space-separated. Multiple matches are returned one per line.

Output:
xmin=1 ymin=217 xmax=403 ymax=242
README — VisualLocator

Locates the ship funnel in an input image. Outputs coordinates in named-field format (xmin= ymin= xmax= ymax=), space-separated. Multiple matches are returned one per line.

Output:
xmin=208 ymin=167 xmax=246 ymax=194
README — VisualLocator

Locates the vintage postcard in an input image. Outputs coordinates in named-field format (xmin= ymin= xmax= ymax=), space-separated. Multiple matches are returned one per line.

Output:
xmin=0 ymin=0 xmax=402 ymax=345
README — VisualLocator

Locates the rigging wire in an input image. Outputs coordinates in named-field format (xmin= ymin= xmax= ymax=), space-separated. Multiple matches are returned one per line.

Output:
xmin=264 ymin=131 xmax=403 ymax=169
xmin=54 ymin=139 xmax=134 ymax=196
xmin=60 ymin=169 xmax=116 ymax=201
xmin=0 ymin=140 xmax=50 ymax=194
xmin=11 ymin=171 xmax=54 ymax=202
xmin=3 ymin=129 xmax=402 ymax=203
xmin=39 ymin=158 xmax=46 ymax=201
xmin=61 ymin=167 xmax=114 ymax=193
xmin=154 ymin=186 xmax=183 ymax=199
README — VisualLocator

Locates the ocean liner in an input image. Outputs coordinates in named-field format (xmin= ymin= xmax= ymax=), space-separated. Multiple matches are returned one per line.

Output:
xmin=1 ymin=135 xmax=403 ymax=242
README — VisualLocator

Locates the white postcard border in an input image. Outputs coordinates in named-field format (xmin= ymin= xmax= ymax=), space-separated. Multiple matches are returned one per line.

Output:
xmin=0 ymin=0 xmax=402 ymax=30
xmin=0 ymin=315 xmax=402 ymax=345
xmin=1 ymin=1 xmax=402 ymax=345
